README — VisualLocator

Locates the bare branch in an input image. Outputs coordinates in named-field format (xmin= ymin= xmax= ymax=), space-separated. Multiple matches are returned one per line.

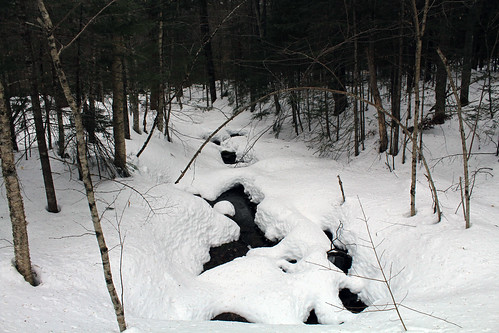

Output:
xmin=398 ymin=304 xmax=462 ymax=328
xmin=358 ymin=197 xmax=407 ymax=331
xmin=58 ymin=0 xmax=119 ymax=56
xmin=49 ymin=233 xmax=95 ymax=239
xmin=136 ymin=0 xmax=248 ymax=158
xmin=437 ymin=48 xmax=470 ymax=228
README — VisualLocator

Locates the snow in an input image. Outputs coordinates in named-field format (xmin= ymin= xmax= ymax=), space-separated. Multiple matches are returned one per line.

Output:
xmin=1 ymin=82 xmax=499 ymax=332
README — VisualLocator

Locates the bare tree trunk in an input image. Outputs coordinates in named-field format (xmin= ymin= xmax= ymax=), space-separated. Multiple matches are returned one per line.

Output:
xmin=112 ymin=34 xmax=128 ymax=177
xmin=52 ymin=66 xmax=66 ymax=157
xmin=20 ymin=0 xmax=59 ymax=213
xmin=37 ymin=1 xmax=127 ymax=330
xmin=1 ymin=76 xmax=19 ymax=152
xmin=0 ymin=80 xmax=36 ymax=286
xmin=199 ymin=0 xmax=217 ymax=104
xmin=410 ymin=0 xmax=430 ymax=217
xmin=122 ymin=56 xmax=130 ymax=140
xmin=157 ymin=10 xmax=165 ymax=133
xmin=87 ymin=77 xmax=97 ymax=144
xmin=324 ymin=91 xmax=331 ymax=140
xmin=165 ymin=84 xmax=172 ymax=142
xmin=353 ymin=6 xmax=360 ymax=157
xmin=437 ymin=48 xmax=470 ymax=228
xmin=42 ymin=93 xmax=52 ymax=150
xmin=130 ymin=91 xmax=140 ymax=135
xmin=434 ymin=55 xmax=447 ymax=124
xmin=332 ymin=65 xmax=347 ymax=117
xmin=290 ymin=91 xmax=300 ymax=136
xmin=390 ymin=0 xmax=404 ymax=156
xmin=30 ymin=82 xmax=59 ymax=212
xmin=434 ymin=21 xmax=448 ymax=125
xmin=366 ymin=44 xmax=388 ymax=153
xmin=460 ymin=2 xmax=480 ymax=106
xmin=272 ymin=92 xmax=282 ymax=136
xmin=130 ymin=58 xmax=141 ymax=134
xmin=143 ymin=92 xmax=149 ymax=133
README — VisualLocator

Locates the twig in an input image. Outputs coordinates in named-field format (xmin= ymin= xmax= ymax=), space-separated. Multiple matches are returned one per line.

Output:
xmin=0 ymin=238 xmax=13 ymax=245
xmin=358 ymin=197 xmax=407 ymax=331
xmin=58 ymin=0 xmax=119 ymax=56
xmin=337 ymin=175 xmax=346 ymax=204
xmin=398 ymin=304 xmax=462 ymax=328
xmin=306 ymin=261 xmax=386 ymax=283
xmin=98 ymin=177 xmax=156 ymax=215
xmin=49 ymin=233 xmax=95 ymax=239
xmin=0 ymin=238 xmax=14 ymax=249
xmin=175 ymin=106 xmax=248 ymax=183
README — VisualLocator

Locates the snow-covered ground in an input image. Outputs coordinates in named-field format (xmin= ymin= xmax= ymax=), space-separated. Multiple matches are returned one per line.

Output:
xmin=1 ymin=83 xmax=499 ymax=332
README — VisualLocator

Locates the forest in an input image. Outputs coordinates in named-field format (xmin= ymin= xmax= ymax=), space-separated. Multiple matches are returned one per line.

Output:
xmin=1 ymin=0 xmax=499 ymax=332
xmin=2 ymin=0 xmax=498 ymax=152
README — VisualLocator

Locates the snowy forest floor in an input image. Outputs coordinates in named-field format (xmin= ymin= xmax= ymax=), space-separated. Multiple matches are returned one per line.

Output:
xmin=1 ymin=84 xmax=499 ymax=332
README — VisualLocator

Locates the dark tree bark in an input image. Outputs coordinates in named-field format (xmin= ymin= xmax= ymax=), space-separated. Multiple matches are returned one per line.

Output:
xmin=0 ymin=80 xmax=36 ymax=286
xmin=390 ymin=0 xmax=404 ymax=156
xmin=112 ymin=34 xmax=128 ymax=177
xmin=143 ymin=92 xmax=149 ymax=133
xmin=290 ymin=90 xmax=301 ymax=136
xmin=130 ymin=78 xmax=141 ymax=134
xmin=433 ymin=19 xmax=448 ymax=125
xmin=20 ymin=0 xmax=59 ymax=213
xmin=410 ymin=0 xmax=430 ymax=217
xmin=52 ymin=67 xmax=66 ymax=157
xmin=30 ymin=82 xmax=59 ymax=212
xmin=122 ymin=57 xmax=130 ymax=140
xmin=1 ymin=76 xmax=19 ymax=152
xmin=366 ymin=45 xmax=388 ymax=153
xmin=332 ymin=64 xmax=347 ymax=116
xmin=460 ymin=29 xmax=473 ymax=106
xmin=84 ymin=45 xmax=98 ymax=144
xmin=42 ymin=93 xmax=52 ymax=150
xmin=434 ymin=55 xmax=447 ymax=124
xmin=352 ymin=5 xmax=360 ymax=156
xmin=86 ymin=95 xmax=97 ymax=144
xmin=324 ymin=91 xmax=331 ymax=140
xmin=272 ymin=92 xmax=282 ymax=135
xmin=156 ymin=10 xmax=164 ymax=132
xmin=199 ymin=0 xmax=217 ymax=104
xmin=459 ymin=2 xmax=480 ymax=106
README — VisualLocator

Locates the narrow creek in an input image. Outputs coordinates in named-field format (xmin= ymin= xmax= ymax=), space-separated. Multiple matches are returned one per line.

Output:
xmin=202 ymin=183 xmax=367 ymax=323
xmin=203 ymin=184 xmax=277 ymax=272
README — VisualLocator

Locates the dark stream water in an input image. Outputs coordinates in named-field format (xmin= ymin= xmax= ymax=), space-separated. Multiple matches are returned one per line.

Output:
xmin=203 ymin=184 xmax=367 ymax=322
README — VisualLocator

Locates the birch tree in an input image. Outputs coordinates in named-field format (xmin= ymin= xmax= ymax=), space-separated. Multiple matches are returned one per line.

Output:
xmin=0 ymin=80 xmax=36 ymax=286
xmin=37 ymin=0 xmax=126 ymax=330
xmin=410 ymin=0 xmax=430 ymax=217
